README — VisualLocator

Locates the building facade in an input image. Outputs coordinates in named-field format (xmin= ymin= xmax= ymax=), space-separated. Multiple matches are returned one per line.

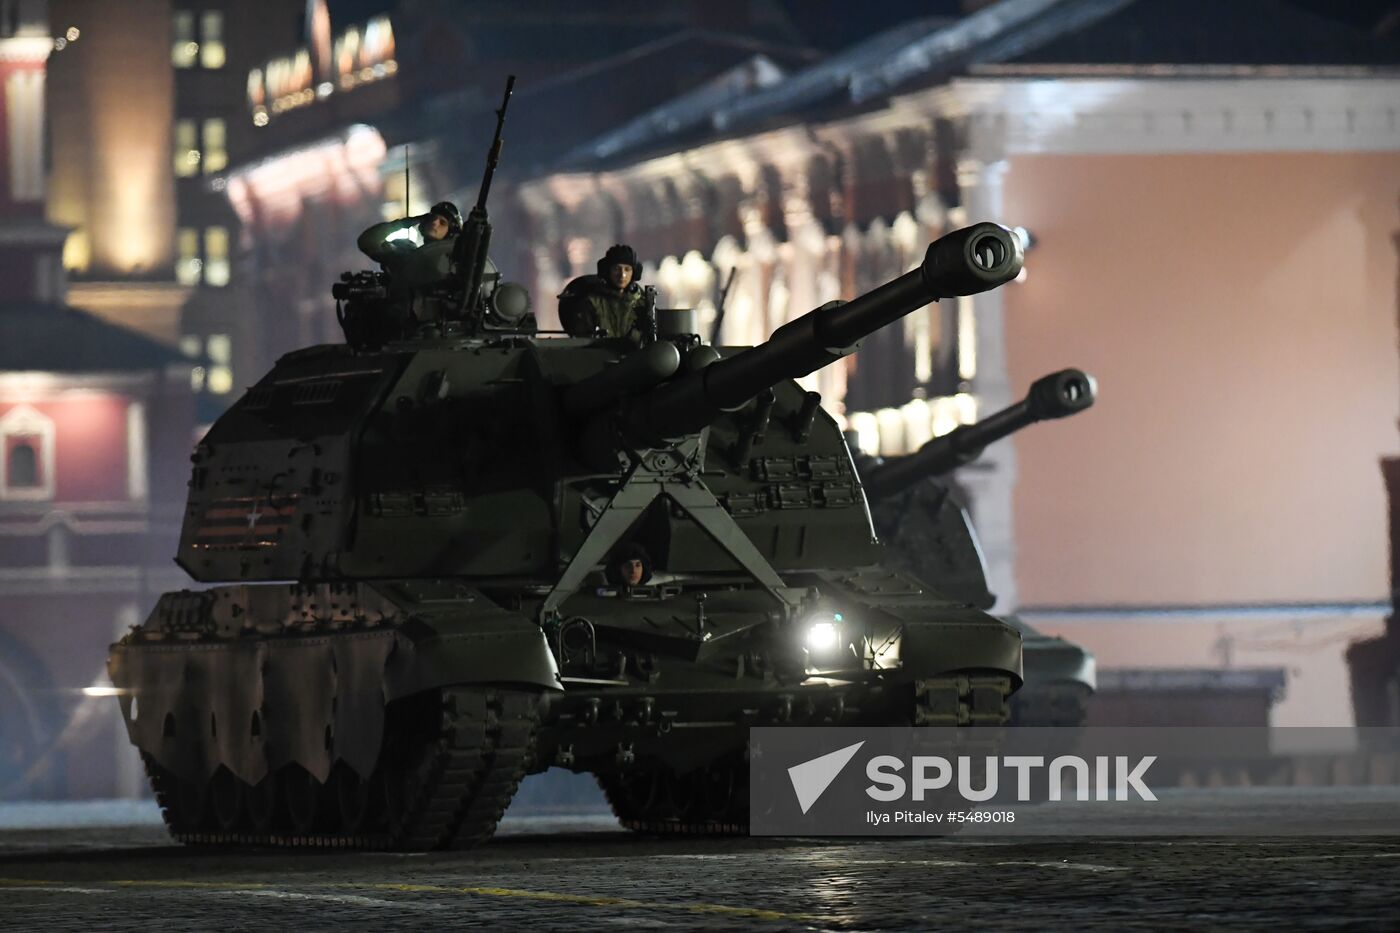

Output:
xmin=44 ymin=0 xmax=301 ymax=428
xmin=0 ymin=0 xmax=194 ymax=799
xmin=45 ymin=0 xmax=185 ymax=340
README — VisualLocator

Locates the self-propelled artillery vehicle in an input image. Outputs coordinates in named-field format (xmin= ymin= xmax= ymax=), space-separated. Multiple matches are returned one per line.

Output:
xmin=108 ymin=84 xmax=1036 ymax=851
xmin=849 ymin=370 xmax=1099 ymax=726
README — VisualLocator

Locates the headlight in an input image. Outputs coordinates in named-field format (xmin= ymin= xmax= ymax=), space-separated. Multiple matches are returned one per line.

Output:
xmin=803 ymin=611 xmax=847 ymax=664
xmin=806 ymin=620 xmax=840 ymax=652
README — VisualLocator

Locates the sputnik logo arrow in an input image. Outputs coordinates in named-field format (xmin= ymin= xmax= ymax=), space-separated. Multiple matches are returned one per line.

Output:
xmin=787 ymin=741 xmax=864 ymax=814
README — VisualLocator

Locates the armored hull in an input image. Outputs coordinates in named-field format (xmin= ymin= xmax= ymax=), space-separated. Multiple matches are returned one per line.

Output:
xmin=111 ymin=223 xmax=1031 ymax=849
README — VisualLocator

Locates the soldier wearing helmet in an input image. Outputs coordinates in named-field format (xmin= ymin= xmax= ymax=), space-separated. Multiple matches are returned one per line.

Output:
xmin=605 ymin=540 xmax=654 ymax=588
xmin=357 ymin=201 xmax=463 ymax=323
xmin=558 ymin=244 xmax=647 ymax=341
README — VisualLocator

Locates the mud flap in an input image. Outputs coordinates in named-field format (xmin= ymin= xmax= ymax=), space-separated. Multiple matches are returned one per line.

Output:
xmin=109 ymin=603 xmax=558 ymax=788
xmin=110 ymin=632 xmax=398 ymax=786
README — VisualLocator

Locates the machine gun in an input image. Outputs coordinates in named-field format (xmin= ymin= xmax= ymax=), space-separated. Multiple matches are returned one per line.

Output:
xmin=709 ymin=266 xmax=737 ymax=344
xmin=861 ymin=368 xmax=1095 ymax=501
xmin=455 ymin=75 xmax=515 ymax=326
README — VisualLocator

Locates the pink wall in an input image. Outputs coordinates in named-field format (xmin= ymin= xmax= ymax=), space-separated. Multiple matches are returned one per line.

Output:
xmin=1004 ymin=152 xmax=1400 ymax=607
xmin=1 ymin=395 xmax=131 ymax=501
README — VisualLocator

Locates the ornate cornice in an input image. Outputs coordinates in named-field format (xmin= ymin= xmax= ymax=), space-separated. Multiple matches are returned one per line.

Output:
xmin=911 ymin=76 xmax=1400 ymax=159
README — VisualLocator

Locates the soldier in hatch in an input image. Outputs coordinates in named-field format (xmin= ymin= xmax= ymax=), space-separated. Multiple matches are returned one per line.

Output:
xmin=356 ymin=201 xmax=463 ymax=325
xmin=558 ymin=244 xmax=647 ymax=341
xmin=605 ymin=541 xmax=653 ymax=588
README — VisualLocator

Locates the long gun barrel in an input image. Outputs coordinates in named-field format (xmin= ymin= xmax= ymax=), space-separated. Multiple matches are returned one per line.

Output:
xmin=862 ymin=368 xmax=1096 ymax=500
xmin=456 ymin=75 xmax=515 ymax=317
xmin=624 ymin=223 xmax=1024 ymax=443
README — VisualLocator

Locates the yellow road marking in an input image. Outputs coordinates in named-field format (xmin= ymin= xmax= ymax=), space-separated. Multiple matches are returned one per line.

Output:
xmin=358 ymin=882 xmax=822 ymax=922
xmin=115 ymin=880 xmax=273 ymax=890
xmin=0 ymin=877 xmax=824 ymax=924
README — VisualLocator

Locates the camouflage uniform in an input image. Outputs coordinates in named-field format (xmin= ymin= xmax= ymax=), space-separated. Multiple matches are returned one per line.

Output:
xmin=558 ymin=276 xmax=646 ymax=340
xmin=559 ymin=244 xmax=648 ymax=341
xmin=357 ymin=216 xmax=457 ymax=323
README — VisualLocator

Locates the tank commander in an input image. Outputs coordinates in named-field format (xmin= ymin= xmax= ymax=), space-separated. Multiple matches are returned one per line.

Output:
xmin=357 ymin=201 xmax=462 ymax=286
xmin=559 ymin=244 xmax=647 ymax=341
xmin=356 ymin=201 xmax=463 ymax=331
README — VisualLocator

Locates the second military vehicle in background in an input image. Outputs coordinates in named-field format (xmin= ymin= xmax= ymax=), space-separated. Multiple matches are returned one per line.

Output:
xmin=851 ymin=368 xmax=1099 ymax=726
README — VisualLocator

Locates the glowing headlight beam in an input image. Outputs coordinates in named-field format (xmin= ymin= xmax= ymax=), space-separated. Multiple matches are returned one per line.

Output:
xmin=806 ymin=621 xmax=840 ymax=653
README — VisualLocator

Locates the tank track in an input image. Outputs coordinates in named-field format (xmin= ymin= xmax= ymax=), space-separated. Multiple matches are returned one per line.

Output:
xmin=142 ymin=685 xmax=540 ymax=851
xmin=597 ymin=758 xmax=749 ymax=836
xmin=599 ymin=674 xmax=1013 ymax=835
xmin=914 ymin=673 xmax=1014 ymax=726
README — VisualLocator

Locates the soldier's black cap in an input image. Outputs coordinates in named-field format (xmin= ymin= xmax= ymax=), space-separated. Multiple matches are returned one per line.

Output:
xmin=605 ymin=540 xmax=653 ymax=585
xmin=598 ymin=244 xmax=642 ymax=282
xmin=428 ymin=201 xmax=463 ymax=236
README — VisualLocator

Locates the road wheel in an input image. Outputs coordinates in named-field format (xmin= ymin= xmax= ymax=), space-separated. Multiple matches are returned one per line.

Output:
xmin=281 ymin=765 xmax=322 ymax=835
xmin=210 ymin=767 xmax=244 ymax=833
xmin=334 ymin=763 xmax=375 ymax=834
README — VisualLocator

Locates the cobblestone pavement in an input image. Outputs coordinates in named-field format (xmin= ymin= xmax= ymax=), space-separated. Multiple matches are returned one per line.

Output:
xmin=1 ymin=794 xmax=1398 ymax=931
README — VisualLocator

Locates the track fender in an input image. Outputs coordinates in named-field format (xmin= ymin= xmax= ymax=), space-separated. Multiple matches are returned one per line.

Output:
xmin=895 ymin=608 xmax=1023 ymax=685
xmin=383 ymin=612 xmax=562 ymax=700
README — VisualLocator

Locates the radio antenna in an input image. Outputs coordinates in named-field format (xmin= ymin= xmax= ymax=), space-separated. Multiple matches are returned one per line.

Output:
xmin=403 ymin=144 xmax=410 ymax=218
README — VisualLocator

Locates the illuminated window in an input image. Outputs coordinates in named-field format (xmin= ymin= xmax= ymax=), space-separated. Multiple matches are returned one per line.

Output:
xmin=199 ymin=11 xmax=225 ymax=68
xmin=0 ymin=406 xmax=55 ymax=501
xmin=207 ymin=334 xmax=232 ymax=364
xmin=177 ymin=228 xmax=231 ymax=287
xmin=173 ymin=119 xmax=200 ymax=177
xmin=171 ymin=10 xmax=197 ymax=68
xmin=180 ymin=335 xmax=236 ymax=394
xmin=956 ymin=295 xmax=976 ymax=381
xmin=202 ymin=118 xmax=227 ymax=173
xmin=176 ymin=227 xmax=202 ymax=285
xmin=204 ymin=227 xmax=230 ymax=287
xmin=62 ymin=229 xmax=90 ymax=272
